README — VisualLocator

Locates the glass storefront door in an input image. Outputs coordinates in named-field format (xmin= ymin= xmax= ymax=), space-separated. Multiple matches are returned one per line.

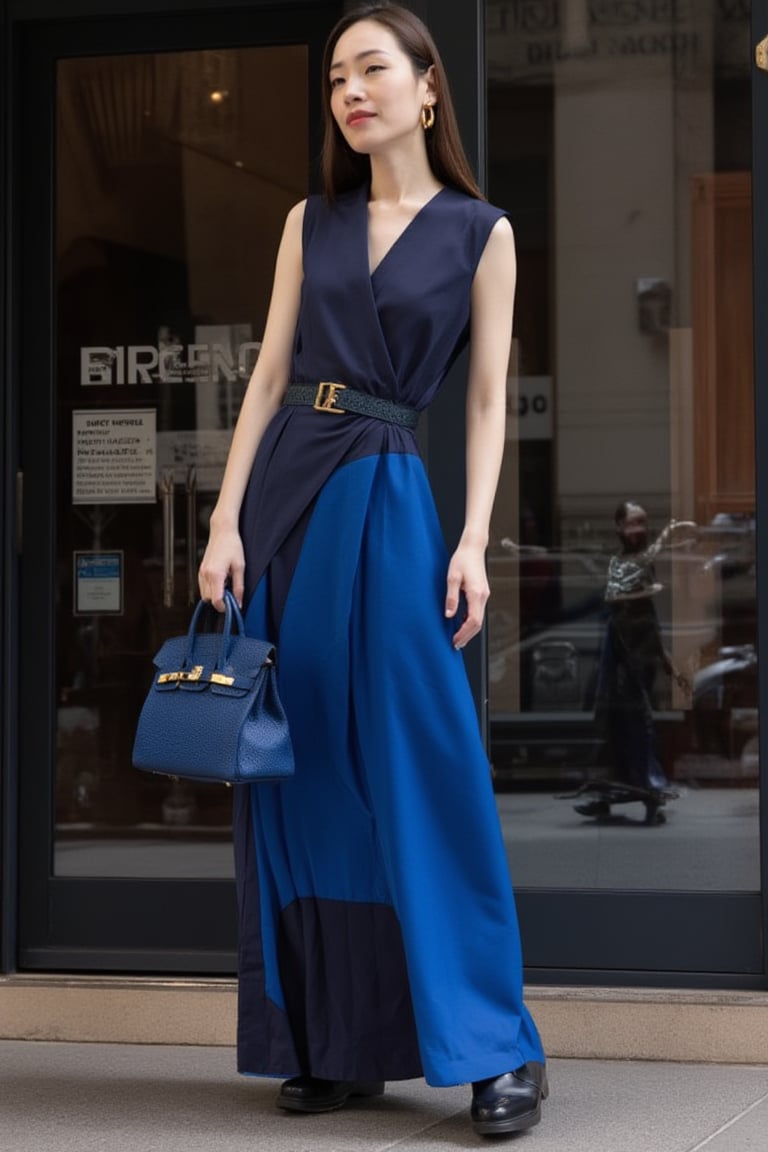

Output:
xmin=486 ymin=0 xmax=765 ymax=979
xmin=16 ymin=4 xmax=340 ymax=970
xmin=54 ymin=44 xmax=307 ymax=880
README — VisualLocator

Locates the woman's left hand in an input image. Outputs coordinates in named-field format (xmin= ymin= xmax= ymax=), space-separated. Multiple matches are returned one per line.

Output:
xmin=445 ymin=541 xmax=490 ymax=650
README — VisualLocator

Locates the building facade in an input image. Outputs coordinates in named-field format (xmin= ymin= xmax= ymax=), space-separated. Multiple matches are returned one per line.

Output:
xmin=1 ymin=0 xmax=767 ymax=997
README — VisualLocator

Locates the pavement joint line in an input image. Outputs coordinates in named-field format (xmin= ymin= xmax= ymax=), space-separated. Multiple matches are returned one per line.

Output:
xmin=686 ymin=1088 xmax=768 ymax=1151
xmin=377 ymin=1105 xmax=469 ymax=1150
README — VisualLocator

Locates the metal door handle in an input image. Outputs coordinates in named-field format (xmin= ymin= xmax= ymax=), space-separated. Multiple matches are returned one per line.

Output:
xmin=758 ymin=35 xmax=768 ymax=71
xmin=16 ymin=470 xmax=23 ymax=554
xmin=185 ymin=465 xmax=198 ymax=606
xmin=159 ymin=471 xmax=175 ymax=608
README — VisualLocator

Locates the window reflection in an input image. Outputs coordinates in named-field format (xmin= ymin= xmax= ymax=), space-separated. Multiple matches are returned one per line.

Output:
xmin=486 ymin=0 xmax=758 ymax=889
xmin=54 ymin=47 xmax=308 ymax=878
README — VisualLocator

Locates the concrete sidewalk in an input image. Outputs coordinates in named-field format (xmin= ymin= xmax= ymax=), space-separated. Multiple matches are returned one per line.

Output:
xmin=1 ymin=1041 xmax=767 ymax=1151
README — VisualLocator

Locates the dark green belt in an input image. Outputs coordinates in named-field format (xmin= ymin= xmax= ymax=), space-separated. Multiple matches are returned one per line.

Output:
xmin=282 ymin=383 xmax=420 ymax=429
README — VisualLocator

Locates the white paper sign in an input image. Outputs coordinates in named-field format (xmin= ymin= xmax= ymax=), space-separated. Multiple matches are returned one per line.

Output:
xmin=73 ymin=409 xmax=156 ymax=504
xmin=74 ymin=551 xmax=123 ymax=614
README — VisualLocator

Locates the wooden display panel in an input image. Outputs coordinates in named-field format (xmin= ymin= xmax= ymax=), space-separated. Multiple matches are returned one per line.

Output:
xmin=691 ymin=171 xmax=754 ymax=523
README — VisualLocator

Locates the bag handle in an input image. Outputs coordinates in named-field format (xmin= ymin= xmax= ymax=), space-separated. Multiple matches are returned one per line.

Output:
xmin=184 ymin=589 xmax=246 ymax=671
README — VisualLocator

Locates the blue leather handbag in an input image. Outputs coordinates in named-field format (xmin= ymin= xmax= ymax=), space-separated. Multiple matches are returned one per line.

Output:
xmin=132 ymin=590 xmax=294 ymax=784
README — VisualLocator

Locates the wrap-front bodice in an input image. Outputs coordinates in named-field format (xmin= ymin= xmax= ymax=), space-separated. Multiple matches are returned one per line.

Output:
xmin=240 ymin=184 xmax=507 ymax=602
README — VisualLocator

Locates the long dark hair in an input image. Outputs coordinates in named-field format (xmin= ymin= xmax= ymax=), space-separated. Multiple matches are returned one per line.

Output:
xmin=320 ymin=2 xmax=484 ymax=201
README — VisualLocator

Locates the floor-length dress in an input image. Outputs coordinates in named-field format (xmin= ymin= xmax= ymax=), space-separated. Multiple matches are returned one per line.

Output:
xmin=233 ymin=183 xmax=545 ymax=1088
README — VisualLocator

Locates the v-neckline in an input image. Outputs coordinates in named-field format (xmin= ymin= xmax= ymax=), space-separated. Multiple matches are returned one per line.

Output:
xmin=367 ymin=186 xmax=447 ymax=279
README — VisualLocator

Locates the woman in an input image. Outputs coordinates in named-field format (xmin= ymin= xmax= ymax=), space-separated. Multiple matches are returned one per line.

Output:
xmin=199 ymin=2 xmax=547 ymax=1137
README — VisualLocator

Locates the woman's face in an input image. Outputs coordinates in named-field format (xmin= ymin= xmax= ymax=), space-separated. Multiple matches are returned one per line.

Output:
xmin=328 ymin=19 xmax=433 ymax=155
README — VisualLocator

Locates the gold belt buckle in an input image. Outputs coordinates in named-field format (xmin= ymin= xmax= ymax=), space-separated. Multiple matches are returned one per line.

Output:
xmin=314 ymin=381 xmax=346 ymax=414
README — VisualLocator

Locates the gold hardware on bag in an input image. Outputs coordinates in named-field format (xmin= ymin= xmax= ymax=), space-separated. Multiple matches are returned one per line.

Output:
xmin=314 ymin=381 xmax=346 ymax=413
xmin=157 ymin=665 xmax=204 ymax=684
xmin=758 ymin=36 xmax=768 ymax=71
xmin=210 ymin=672 xmax=235 ymax=686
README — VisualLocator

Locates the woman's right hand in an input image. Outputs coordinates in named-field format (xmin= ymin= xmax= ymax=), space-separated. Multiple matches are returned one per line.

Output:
xmin=198 ymin=521 xmax=245 ymax=611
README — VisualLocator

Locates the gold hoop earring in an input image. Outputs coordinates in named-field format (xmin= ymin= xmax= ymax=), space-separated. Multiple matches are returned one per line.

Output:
xmin=421 ymin=103 xmax=435 ymax=131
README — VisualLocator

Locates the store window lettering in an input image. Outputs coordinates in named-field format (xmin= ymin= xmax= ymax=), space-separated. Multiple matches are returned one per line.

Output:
xmin=505 ymin=1 xmax=558 ymax=33
xmin=496 ymin=0 xmax=694 ymax=33
xmin=525 ymin=30 xmax=696 ymax=63
xmin=588 ymin=1 xmax=692 ymax=26
xmin=518 ymin=393 xmax=548 ymax=418
xmin=492 ymin=0 xmax=749 ymax=33
xmin=80 ymin=341 xmax=261 ymax=386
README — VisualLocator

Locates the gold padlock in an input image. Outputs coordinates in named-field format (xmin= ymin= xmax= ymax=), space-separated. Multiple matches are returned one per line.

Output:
xmin=757 ymin=36 xmax=768 ymax=72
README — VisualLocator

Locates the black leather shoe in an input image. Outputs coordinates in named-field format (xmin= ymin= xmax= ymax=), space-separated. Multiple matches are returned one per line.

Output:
xmin=471 ymin=1062 xmax=549 ymax=1135
xmin=277 ymin=1075 xmax=385 ymax=1113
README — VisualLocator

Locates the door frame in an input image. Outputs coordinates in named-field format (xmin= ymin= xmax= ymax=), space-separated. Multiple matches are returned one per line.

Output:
xmin=752 ymin=0 xmax=768 ymax=986
xmin=1 ymin=0 xmax=17 ymax=975
xmin=9 ymin=0 xmax=342 ymax=973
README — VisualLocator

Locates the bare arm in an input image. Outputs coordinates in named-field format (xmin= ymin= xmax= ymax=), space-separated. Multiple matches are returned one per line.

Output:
xmin=198 ymin=200 xmax=306 ymax=609
xmin=446 ymin=217 xmax=516 ymax=649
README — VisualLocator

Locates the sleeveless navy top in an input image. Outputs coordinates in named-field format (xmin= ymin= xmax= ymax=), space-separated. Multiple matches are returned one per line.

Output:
xmin=240 ymin=184 xmax=508 ymax=604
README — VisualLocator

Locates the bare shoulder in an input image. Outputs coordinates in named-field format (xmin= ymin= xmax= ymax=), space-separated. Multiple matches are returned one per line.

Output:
xmin=275 ymin=199 xmax=308 ymax=272
xmin=286 ymin=198 xmax=308 ymax=225
xmin=283 ymin=198 xmax=308 ymax=239
xmin=475 ymin=215 xmax=516 ymax=287
xmin=484 ymin=214 xmax=515 ymax=254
